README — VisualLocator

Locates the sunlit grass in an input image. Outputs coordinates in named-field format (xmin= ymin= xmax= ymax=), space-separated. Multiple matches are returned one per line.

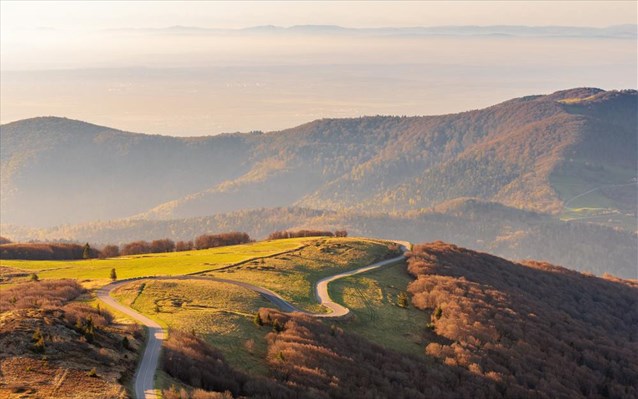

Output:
xmin=111 ymin=278 xmax=273 ymax=375
xmin=330 ymin=262 xmax=429 ymax=355
xmin=206 ymin=237 xmax=395 ymax=312
xmin=0 ymin=238 xmax=310 ymax=288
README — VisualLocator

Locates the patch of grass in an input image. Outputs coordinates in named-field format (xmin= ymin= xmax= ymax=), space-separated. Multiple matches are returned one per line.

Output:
xmin=557 ymin=95 xmax=598 ymax=104
xmin=111 ymin=278 xmax=272 ymax=375
xmin=207 ymin=237 xmax=396 ymax=312
xmin=330 ymin=262 xmax=429 ymax=355
xmin=551 ymin=159 xmax=636 ymax=230
xmin=0 ymin=239 xmax=310 ymax=288
xmin=551 ymin=160 xmax=635 ymax=207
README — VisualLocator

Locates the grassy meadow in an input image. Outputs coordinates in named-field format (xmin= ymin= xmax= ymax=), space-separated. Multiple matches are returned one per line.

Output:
xmin=330 ymin=262 xmax=429 ymax=355
xmin=0 ymin=238 xmax=310 ymax=288
xmin=1 ymin=236 xmax=408 ymax=378
xmin=206 ymin=237 xmax=397 ymax=312
xmin=111 ymin=278 xmax=272 ymax=375
xmin=550 ymin=159 xmax=636 ymax=230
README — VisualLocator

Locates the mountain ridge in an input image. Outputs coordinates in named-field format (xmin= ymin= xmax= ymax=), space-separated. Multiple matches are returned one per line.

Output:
xmin=2 ymin=88 xmax=635 ymax=229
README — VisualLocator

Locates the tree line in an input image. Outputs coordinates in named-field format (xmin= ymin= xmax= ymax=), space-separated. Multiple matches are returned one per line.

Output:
xmin=0 ymin=229 xmax=350 ymax=260
xmin=268 ymin=229 xmax=347 ymax=240
xmin=0 ymin=232 xmax=253 ymax=260
xmin=109 ymin=232 xmax=253 ymax=257
xmin=0 ymin=242 xmax=100 ymax=260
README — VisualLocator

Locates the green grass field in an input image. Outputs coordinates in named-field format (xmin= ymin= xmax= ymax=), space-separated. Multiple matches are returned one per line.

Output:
xmin=1 ymin=236 xmax=409 ymax=378
xmin=206 ymin=237 xmax=396 ymax=312
xmin=0 ymin=238 xmax=310 ymax=288
xmin=330 ymin=262 xmax=429 ymax=355
xmin=111 ymin=278 xmax=272 ymax=375
xmin=550 ymin=159 xmax=636 ymax=230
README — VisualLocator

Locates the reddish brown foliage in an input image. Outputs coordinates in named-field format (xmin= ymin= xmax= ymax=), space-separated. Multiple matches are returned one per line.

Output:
xmin=194 ymin=232 xmax=252 ymax=250
xmin=151 ymin=239 xmax=175 ymax=253
xmin=257 ymin=308 xmax=499 ymax=399
xmin=175 ymin=240 xmax=194 ymax=252
xmin=0 ymin=236 xmax=11 ymax=245
xmin=0 ymin=290 xmax=140 ymax=398
xmin=406 ymin=241 xmax=638 ymax=398
xmin=99 ymin=244 xmax=120 ymax=258
xmin=120 ymin=240 xmax=152 ymax=256
xmin=161 ymin=330 xmax=293 ymax=398
xmin=268 ymin=230 xmax=334 ymax=240
xmin=0 ymin=280 xmax=85 ymax=312
xmin=0 ymin=243 xmax=99 ymax=260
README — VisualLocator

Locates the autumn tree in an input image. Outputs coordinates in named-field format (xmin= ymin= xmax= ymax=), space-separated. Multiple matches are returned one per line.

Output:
xmin=151 ymin=239 xmax=175 ymax=253
xmin=175 ymin=240 xmax=193 ymax=252
xmin=100 ymin=244 xmax=120 ymax=258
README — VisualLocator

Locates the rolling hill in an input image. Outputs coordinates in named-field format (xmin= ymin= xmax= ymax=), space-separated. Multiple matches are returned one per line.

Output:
xmin=3 ymin=238 xmax=636 ymax=398
xmin=1 ymin=88 xmax=636 ymax=229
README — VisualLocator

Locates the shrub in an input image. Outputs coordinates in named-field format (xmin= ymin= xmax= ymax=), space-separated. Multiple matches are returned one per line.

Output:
xmin=31 ymin=328 xmax=45 ymax=353
xmin=0 ymin=280 xmax=85 ymax=312
xmin=253 ymin=312 xmax=263 ymax=326
xmin=397 ymin=291 xmax=409 ymax=308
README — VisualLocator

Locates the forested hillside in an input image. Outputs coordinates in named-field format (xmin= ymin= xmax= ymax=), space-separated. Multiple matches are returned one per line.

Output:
xmin=405 ymin=242 xmax=638 ymax=398
xmin=155 ymin=242 xmax=638 ymax=398
xmin=2 ymin=88 xmax=635 ymax=229
xmin=3 ymin=202 xmax=636 ymax=279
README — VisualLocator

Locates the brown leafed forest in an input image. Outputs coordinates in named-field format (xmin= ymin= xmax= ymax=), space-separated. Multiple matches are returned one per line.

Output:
xmin=157 ymin=241 xmax=637 ymax=398
xmin=406 ymin=242 xmax=638 ymax=398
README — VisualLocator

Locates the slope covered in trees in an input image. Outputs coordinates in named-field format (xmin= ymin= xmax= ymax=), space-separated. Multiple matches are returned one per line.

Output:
xmin=2 ymin=88 xmax=635 ymax=229
xmin=4 ymin=202 xmax=635 ymax=278
xmin=156 ymin=243 xmax=637 ymax=398
xmin=406 ymin=242 xmax=638 ymax=398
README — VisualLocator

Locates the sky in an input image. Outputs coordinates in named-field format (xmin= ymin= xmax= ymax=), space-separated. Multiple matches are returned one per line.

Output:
xmin=1 ymin=1 xmax=636 ymax=30
xmin=1 ymin=1 xmax=636 ymax=136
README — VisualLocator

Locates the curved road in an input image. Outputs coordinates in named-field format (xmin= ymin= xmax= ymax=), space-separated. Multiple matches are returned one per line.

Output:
xmin=97 ymin=283 xmax=165 ymax=399
xmin=98 ymin=241 xmax=409 ymax=399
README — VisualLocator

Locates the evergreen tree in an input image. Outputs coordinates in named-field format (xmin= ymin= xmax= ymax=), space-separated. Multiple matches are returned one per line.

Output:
xmin=82 ymin=243 xmax=91 ymax=259
xmin=110 ymin=268 xmax=117 ymax=281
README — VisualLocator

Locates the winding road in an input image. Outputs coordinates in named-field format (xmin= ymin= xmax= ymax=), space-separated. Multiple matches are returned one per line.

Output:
xmin=97 ymin=242 xmax=409 ymax=399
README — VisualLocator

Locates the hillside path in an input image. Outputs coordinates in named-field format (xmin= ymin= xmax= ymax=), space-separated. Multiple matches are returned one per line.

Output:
xmin=98 ymin=240 xmax=409 ymax=399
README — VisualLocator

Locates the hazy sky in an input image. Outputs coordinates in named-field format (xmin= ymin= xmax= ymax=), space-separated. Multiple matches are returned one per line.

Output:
xmin=1 ymin=1 xmax=636 ymax=136
xmin=1 ymin=1 xmax=636 ymax=30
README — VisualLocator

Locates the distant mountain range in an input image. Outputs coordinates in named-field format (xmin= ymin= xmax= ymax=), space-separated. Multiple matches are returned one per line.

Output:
xmin=1 ymin=88 xmax=636 ymax=277
xmin=110 ymin=24 xmax=638 ymax=39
